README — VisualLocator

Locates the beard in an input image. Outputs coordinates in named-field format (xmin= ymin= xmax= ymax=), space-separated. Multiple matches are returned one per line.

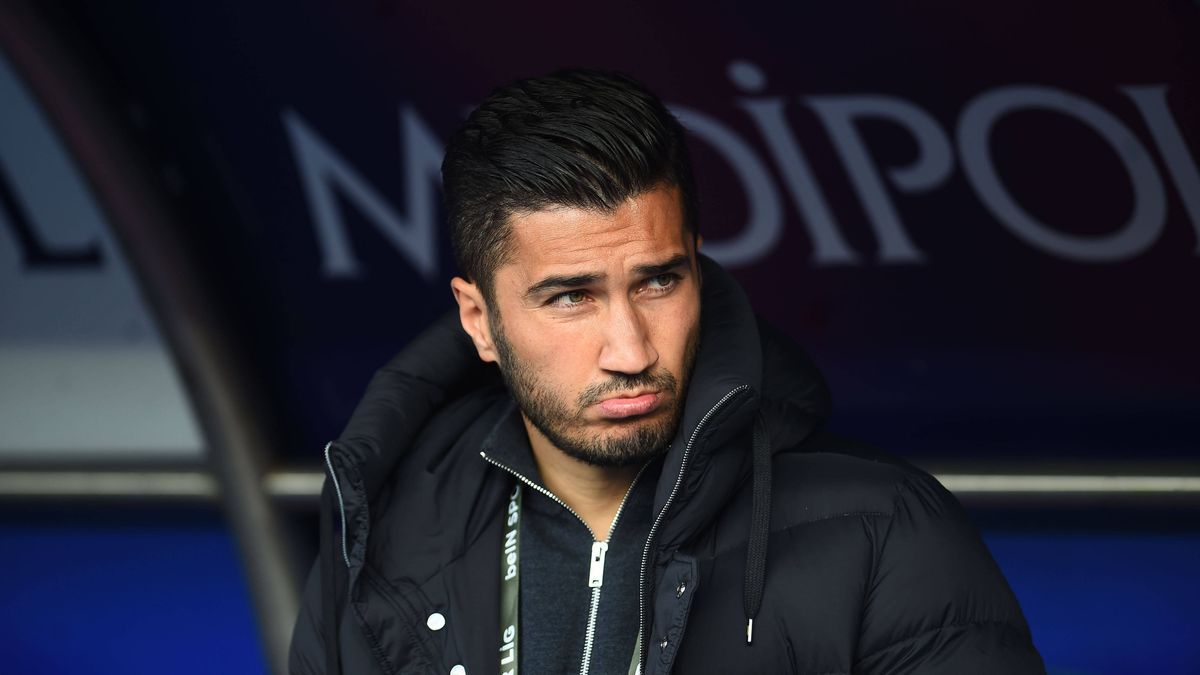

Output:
xmin=490 ymin=310 xmax=699 ymax=468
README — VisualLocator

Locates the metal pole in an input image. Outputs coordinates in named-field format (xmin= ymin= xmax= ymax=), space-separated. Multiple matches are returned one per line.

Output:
xmin=0 ymin=5 xmax=299 ymax=672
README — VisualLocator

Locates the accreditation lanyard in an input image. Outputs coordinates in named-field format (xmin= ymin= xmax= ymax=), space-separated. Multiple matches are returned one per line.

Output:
xmin=499 ymin=484 xmax=521 ymax=675
xmin=498 ymin=484 xmax=642 ymax=675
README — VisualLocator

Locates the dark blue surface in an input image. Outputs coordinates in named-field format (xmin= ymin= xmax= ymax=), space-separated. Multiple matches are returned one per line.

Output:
xmin=984 ymin=531 xmax=1200 ymax=675
xmin=0 ymin=517 xmax=266 ymax=675
xmin=1 ymin=520 xmax=1198 ymax=674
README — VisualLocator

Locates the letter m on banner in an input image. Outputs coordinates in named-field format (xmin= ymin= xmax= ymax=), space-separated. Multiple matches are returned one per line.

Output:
xmin=283 ymin=107 xmax=442 ymax=280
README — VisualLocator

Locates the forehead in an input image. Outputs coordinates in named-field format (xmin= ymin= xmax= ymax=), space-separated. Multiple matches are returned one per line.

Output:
xmin=502 ymin=186 xmax=689 ymax=277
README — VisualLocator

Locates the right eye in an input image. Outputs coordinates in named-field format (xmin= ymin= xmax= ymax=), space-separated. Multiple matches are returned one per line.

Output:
xmin=548 ymin=290 xmax=588 ymax=309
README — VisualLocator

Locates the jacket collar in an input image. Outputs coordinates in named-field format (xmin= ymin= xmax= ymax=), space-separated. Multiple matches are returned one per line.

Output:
xmin=646 ymin=254 xmax=764 ymax=548
xmin=478 ymin=399 xmax=545 ymax=490
xmin=645 ymin=254 xmax=831 ymax=550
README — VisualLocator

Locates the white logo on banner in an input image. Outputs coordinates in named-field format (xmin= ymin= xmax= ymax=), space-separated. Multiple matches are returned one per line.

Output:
xmin=285 ymin=60 xmax=1200 ymax=279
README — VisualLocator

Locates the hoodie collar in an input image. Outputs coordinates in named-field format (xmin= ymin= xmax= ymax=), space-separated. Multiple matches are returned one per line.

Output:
xmin=478 ymin=398 xmax=546 ymax=490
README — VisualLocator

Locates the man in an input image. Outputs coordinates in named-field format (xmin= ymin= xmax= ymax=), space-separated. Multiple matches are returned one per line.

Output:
xmin=290 ymin=69 xmax=1044 ymax=674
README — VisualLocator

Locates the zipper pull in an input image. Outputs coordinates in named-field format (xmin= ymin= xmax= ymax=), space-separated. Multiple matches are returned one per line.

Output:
xmin=588 ymin=541 xmax=609 ymax=588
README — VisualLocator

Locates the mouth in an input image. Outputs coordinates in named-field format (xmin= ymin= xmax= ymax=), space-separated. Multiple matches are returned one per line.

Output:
xmin=595 ymin=391 xmax=662 ymax=419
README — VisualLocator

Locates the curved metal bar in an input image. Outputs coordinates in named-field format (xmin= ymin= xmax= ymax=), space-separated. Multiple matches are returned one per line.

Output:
xmin=0 ymin=4 xmax=298 ymax=673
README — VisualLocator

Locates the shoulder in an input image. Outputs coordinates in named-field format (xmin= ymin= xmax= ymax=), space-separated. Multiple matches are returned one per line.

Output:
xmin=768 ymin=429 xmax=953 ymax=526
xmin=374 ymin=383 xmax=511 ymax=503
xmin=367 ymin=384 xmax=510 ymax=524
xmin=771 ymin=432 xmax=1041 ymax=671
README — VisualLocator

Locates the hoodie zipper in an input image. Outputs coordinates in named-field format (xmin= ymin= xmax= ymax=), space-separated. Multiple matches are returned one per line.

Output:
xmin=324 ymin=441 xmax=351 ymax=567
xmin=480 ymin=451 xmax=651 ymax=675
xmin=635 ymin=385 xmax=750 ymax=674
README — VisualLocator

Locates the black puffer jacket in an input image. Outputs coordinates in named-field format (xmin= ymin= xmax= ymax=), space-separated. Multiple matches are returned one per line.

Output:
xmin=289 ymin=256 xmax=1044 ymax=674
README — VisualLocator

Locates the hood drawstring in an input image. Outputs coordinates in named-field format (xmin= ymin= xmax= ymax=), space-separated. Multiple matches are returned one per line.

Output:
xmin=744 ymin=414 xmax=772 ymax=644
xmin=320 ymin=482 xmax=345 ymax=675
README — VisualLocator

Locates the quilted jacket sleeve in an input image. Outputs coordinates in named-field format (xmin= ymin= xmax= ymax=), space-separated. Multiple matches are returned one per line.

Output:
xmin=854 ymin=471 xmax=1046 ymax=674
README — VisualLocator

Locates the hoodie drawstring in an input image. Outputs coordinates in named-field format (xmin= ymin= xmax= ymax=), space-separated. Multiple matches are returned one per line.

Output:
xmin=744 ymin=414 xmax=772 ymax=644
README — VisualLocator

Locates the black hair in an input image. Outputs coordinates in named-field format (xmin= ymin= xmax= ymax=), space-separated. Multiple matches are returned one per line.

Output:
xmin=442 ymin=68 xmax=698 ymax=300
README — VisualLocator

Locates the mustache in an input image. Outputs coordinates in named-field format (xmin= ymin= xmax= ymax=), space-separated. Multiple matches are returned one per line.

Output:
xmin=576 ymin=368 xmax=679 ymax=408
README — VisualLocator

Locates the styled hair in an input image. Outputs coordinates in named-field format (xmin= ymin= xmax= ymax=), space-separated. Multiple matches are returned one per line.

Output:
xmin=442 ymin=68 xmax=698 ymax=299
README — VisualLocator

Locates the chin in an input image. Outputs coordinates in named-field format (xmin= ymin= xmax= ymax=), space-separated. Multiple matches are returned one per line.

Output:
xmin=558 ymin=416 xmax=677 ymax=468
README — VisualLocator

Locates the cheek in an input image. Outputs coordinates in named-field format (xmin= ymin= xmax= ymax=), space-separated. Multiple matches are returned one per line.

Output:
xmin=510 ymin=322 xmax=597 ymax=382
xmin=651 ymin=300 xmax=701 ymax=368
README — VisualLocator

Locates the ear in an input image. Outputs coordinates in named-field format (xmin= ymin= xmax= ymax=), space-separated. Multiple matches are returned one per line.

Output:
xmin=451 ymin=277 xmax=499 ymax=363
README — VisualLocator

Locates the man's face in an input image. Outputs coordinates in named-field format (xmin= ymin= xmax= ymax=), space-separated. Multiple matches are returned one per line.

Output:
xmin=471 ymin=185 xmax=701 ymax=467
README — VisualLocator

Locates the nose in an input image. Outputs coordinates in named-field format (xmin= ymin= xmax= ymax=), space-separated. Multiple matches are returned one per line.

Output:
xmin=597 ymin=299 xmax=658 ymax=376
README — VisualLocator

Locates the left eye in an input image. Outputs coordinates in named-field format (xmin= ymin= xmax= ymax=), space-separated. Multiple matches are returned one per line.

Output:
xmin=646 ymin=274 xmax=677 ymax=291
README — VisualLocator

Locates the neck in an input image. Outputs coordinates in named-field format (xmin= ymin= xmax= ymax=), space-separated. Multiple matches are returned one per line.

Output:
xmin=523 ymin=419 xmax=642 ymax=541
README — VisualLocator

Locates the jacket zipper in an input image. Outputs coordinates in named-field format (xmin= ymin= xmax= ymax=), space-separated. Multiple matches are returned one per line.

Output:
xmin=324 ymin=440 xmax=351 ymax=567
xmin=480 ymin=451 xmax=651 ymax=675
xmin=635 ymin=385 xmax=750 ymax=674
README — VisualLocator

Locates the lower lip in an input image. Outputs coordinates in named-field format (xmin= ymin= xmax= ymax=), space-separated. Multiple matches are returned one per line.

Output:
xmin=597 ymin=393 xmax=660 ymax=419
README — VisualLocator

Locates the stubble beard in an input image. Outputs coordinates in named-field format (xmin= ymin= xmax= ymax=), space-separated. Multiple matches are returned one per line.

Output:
xmin=490 ymin=308 xmax=700 ymax=468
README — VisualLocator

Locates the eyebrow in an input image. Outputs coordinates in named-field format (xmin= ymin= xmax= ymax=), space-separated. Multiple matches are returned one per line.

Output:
xmin=524 ymin=272 xmax=603 ymax=300
xmin=523 ymin=253 xmax=691 ymax=300
xmin=631 ymin=254 xmax=690 ymax=278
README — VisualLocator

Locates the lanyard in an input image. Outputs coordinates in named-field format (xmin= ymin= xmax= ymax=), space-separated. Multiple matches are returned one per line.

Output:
xmin=498 ymin=484 xmax=642 ymax=675
xmin=499 ymin=484 xmax=521 ymax=675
